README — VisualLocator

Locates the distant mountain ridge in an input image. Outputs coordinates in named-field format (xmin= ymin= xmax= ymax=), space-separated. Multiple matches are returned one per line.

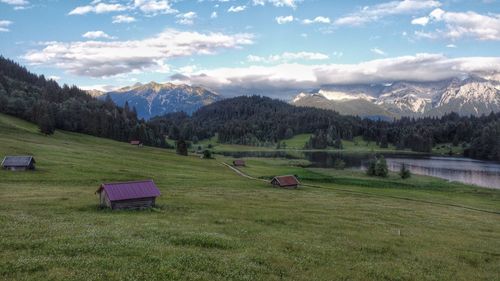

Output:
xmin=99 ymin=82 xmax=220 ymax=119
xmin=292 ymin=77 xmax=500 ymax=118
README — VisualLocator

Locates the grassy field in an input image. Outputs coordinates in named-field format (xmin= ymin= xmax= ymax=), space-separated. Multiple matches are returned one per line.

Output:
xmin=198 ymin=135 xmax=412 ymax=154
xmin=1 ymin=113 xmax=500 ymax=281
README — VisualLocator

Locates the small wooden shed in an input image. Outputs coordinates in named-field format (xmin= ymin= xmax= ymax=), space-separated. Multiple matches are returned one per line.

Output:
xmin=130 ymin=140 xmax=143 ymax=147
xmin=233 ymin=159 xmax=246 ymax=167
xmin=96 ymin=180 xmax=161 ymax=210
xmin=1 ymin=156 xmax=36 ymax=171
xmin=271 ymin=175 xmax=300 ymax=189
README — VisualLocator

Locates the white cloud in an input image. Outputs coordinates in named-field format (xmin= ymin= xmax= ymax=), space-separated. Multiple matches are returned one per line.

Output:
xmin=0 ymin=20 xmax=12 ymax=32
xmin=23 ymin=29 xmax=254 ymax=78
xmin=48 ymin=75 xmax=61 ymax=81
xmin=112 ymin=15 xmax=136 ymax=23
xmin=228 ymin=5 xmax=246 ymax=12
xmin=411 ymin=16 xmax=429 ymax=26
xmin=446 ymin=44 xmax=457 ymax=48
xmin=68 ymin=0 xmax=177 ymax=16
xmin=370 ymin=47 xmax=387 ymax=56
xmin=426 ymin=8 xmax=500 ymax=41
xmin=133 ymin=0 xmax=177 ymax=15
xmin=176 ymin=11 xmax=196 ymax=25
xmin=247 ymin=51 xmax=330 ymax=63
xmin=302 ymin=16 xmax=330 ymax=24
xmin=252 ymin=0 xmax=300 ymax=9
xmin=332 ymin=51 xmax=343 ymax=58
xmin=82 ymin=30 xmax=116 ymax=39
xmin=275 ymin=15 xmax=294 ymax=24
xmin=335 ymin=0 xmax=441 ymax=26
xmin=69 ymin=2 xmax=127 ymax=15
xmin=211 ymin=11 xmax=218 ymax=19
xmin=173 ymin=54 xmax=500 ymax=93
xmin=0 ymin=0 xmax=29 ymax=7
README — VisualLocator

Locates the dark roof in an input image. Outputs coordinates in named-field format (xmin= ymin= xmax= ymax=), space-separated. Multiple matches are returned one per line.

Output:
xmin=96 ymin=180 xmax=161 ymax=201
xmin=272 ymin=175 xmax=300 ymax=187
xmin=130 ymin=140 xmax=142 ymax=145
xmin=2 ymin=156 xmax=35 ymax=167
xmin=233 ymin=159 xmax=245 ymax=165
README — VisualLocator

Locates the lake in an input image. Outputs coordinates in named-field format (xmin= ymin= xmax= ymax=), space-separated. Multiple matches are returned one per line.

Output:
xmin=217 ymin=151 xmax=500 ymax=189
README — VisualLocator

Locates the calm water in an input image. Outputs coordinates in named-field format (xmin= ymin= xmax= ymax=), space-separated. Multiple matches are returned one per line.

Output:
xmin=218 ymin=151 xmax=500 ymax=189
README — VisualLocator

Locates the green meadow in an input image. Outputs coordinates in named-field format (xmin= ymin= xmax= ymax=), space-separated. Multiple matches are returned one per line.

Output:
xmin=1 ymin=113 xmax=500 ymax=281
xmin=197 ymin=134 xmax=414 ymax=153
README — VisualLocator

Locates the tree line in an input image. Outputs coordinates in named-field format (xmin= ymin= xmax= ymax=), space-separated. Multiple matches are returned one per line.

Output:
xmin=151 ymin=96 xmax=500 ymax=162
xmin=0 ymin=56 xmax=167 ymax=148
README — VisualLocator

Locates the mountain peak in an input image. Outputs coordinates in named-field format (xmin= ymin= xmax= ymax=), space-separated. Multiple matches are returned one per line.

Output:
xmin=291 ymin=79 xmax=500 ymax=118
xmin=102 ymin=82 xmax=220 ymax=119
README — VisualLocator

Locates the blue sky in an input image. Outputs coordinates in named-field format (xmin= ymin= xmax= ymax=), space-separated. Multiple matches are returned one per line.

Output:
xmin=1 ymin=0 xmax=499 ymax=95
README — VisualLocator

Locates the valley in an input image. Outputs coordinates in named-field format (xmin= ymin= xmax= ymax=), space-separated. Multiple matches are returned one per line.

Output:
xmin=1 ymin=113 xmax=500 ymax=281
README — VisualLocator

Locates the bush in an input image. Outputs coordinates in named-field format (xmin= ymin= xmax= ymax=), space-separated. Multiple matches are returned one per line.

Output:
xmin=202 ymin=150 xmax=213 ymax=159
xmin=375 ymin=156 xmax=388 ymax=177
xmin=399 ymin=163 xmax=411 ymax=179
xmin=176 ymin=140 xmax=188 ymax=156
xmin=333 ymin=158 xmax=346 ymax=170
xmin=366 ymin=156 xmax=388 ymax=177
xmin=366 ymin=158 xmax=376 ymax=176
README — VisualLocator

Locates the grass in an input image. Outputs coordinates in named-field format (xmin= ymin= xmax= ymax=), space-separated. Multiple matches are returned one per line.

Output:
xmin=198 ymin=135 xmax=414 ymax=154
xmin=432 ymin=143 xmax=465 ymax=156
xmin=1 ymin=113 xmax=500 ymax=281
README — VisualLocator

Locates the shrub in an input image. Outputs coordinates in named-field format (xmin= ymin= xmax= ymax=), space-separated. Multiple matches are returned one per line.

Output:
xmin=366 ymin=156 xmax=388 ymax=177
xmin=202 ymin=150 xmax=213 ymax=159
xmin=333 ymin=158 xmax=346 ymax=170
xmin=176 ymin=139 xmax=188 ymax=156
xmin=366 ymin=158 xmax=377 ymax=176
xmin=399 ymin=163 xmax=411 ymax=179
xmin=375 ymin=156 xmax=388 ymax=177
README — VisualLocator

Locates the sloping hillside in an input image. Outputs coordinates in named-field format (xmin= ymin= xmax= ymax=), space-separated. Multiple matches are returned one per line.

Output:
xmin=1 ymin=113 xmax=500 ymax=281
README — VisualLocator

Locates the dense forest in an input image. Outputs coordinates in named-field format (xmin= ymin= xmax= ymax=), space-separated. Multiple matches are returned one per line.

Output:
xmin=0 ymin=56 xmax=167 ymax=147
xmin=151 ymin=96 xmax=500 ymax=161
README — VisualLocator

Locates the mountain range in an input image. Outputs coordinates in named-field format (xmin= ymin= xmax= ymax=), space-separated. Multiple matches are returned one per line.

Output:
xmin=95 ymin=82 xmax=220 ymax=119
xmin=292 ymin=77 xmax=500 ymax=118
xmin=90 ymin=76 xmax=500 ymax=120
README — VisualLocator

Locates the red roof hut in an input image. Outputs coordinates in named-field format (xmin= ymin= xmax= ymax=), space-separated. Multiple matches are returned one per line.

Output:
xmin=130 ymin=140 xmax=142 ymax=146
xmin=271 ymin=175 xmax=300 ymax=188
xmin=233 ymin=159 xmax=246 ymax=167
xmin=96 ymin=180 xmax=161 ymax=210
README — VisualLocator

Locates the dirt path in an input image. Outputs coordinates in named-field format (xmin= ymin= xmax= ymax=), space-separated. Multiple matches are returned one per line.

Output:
xmin=220 ymin=162 xmax=265 ymax=181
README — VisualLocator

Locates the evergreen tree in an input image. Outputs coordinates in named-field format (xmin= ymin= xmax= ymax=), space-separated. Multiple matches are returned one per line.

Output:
xmin=202 ymin=149 xmax=213 ymax=159
xmin=38 ymin=112 xmax=55 ymax=135
xmin=176 ymin=139 xmax=188 ymax=156
xmin=399 ymin=163 xmax=411 ymax=179
xmin=366 ymin=158 xmax=377 ymax=176
xmin=333 ymin=158 xmax=346 ymax=170
xmin=375 ymin=156 xmax=389 ymax=177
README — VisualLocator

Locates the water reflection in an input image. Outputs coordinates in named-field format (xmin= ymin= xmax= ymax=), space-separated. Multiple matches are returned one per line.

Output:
xmin=217 ymin=151 xmax=500 ymax=189
xmin=385 ymin=157 xmax=500 ymax=189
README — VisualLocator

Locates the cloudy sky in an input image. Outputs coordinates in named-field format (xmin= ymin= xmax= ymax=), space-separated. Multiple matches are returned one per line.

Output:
xmin=1 ymin=0 xmax=499 ymax=96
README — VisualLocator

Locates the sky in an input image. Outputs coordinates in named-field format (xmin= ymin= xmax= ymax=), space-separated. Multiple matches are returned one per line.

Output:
xmin=1 ymin=0 xmax=500 ymax=96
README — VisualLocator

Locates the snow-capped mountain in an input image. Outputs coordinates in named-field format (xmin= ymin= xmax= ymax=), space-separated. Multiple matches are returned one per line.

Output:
xmin=292 ymin=78 xmax=500 ymax=118
xmin=101 ymin=82 xmax=220 ymax=119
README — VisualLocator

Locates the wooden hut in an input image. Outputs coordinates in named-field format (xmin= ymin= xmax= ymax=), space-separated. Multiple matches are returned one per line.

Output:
xmin=271 ymin=175 xmax=300 ymax=189
xmin=96 ymin=180 xmax=161 ymax=210
xmin=130 ymin=140 xmax=143 ymax=147
xmin=233 ymin=159 xmax=246 ymax=167
xmin=1 ymin=156 xmax=36 ymax=171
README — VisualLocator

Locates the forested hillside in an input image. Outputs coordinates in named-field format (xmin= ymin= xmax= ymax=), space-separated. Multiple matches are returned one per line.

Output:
xmin=0 ymin=56 xmax=166 ymax=147
xmin=151 ymin=96 xmax=500 ymax=161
